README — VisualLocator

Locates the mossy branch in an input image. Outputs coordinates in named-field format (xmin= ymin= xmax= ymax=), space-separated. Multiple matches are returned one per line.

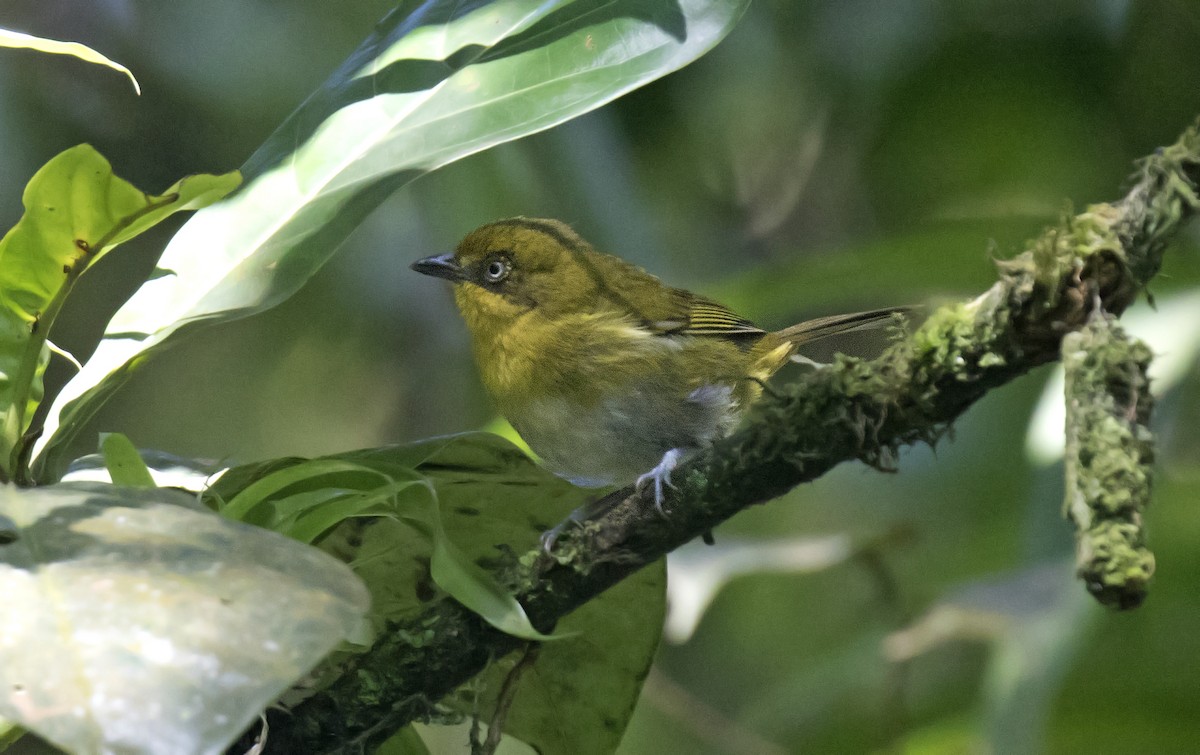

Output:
xmin=252 ymin=119 xmax=1200 ymax=753
xmin=1062 ymin=315 xmax=1155 ymax=609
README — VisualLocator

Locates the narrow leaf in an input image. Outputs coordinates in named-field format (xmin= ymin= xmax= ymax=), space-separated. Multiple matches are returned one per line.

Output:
xmin=99 ymin=432 xmax=155 ymax=488
xmin=0 ymin=28 xmax=140 ymax=93
xmin=211 ymin=441 xmax=560 ymax=641
xmin=218 ymin=459 xmax=393 ymax=524
xmin=282 ymin=481 xmax=425 ymax=544
xmin=404 ymin=504 xmax=560 ymax=643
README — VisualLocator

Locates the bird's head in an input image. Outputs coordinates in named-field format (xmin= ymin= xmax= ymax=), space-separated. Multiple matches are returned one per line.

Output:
xmin=411 ymin=217 xmax=614 ymax=335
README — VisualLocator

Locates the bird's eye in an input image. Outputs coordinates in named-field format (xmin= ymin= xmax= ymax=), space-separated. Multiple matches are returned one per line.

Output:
xmin=483 ymin=255 xmax=511 ymax=283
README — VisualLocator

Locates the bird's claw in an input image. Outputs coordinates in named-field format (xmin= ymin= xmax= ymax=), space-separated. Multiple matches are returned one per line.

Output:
xmin=636 ymin=448 xmax=683 ymax=517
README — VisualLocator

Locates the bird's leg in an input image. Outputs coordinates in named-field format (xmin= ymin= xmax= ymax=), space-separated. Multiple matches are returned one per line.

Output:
xmin=543 ymin=448 xmax=710 ymax=551
xmin=636 ymin=447 xmax=683 ymax=516
xmin=635 ymin=449 xmax=715 ymax=543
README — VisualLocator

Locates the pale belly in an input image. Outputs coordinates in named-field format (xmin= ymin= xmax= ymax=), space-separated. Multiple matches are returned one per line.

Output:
xmin=509 ymin=382 xmax=740 ymax=488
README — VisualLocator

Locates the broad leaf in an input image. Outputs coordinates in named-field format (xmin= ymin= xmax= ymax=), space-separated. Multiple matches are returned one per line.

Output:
xmin=210 ymin=435 xmax=560 ymax=641
xmin=213 ymin=433 xmax=666 ymax=752
xmin=0 ymin=482 xmax=368 ymax=755
xmin=0 ymin=28 xmax=140 ymax=93
xmin=377 ymin=724 xmax=435 ymax=754
xmin=34 ymin=0 xmax=752 ymax=479
xmin=340 ymin=435 xmax=665 ymax=754
xmin=408 ymin=435 xmax=665 ymax=754
xmin=449 ymin=564 xmax=666 ymax=755
xmin=0 ymin=145 xmax=238 ymax=477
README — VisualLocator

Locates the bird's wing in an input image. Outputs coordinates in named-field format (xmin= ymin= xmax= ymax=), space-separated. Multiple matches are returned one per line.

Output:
xmin=582 ymin=251 xmax=764 ymax=340
xmin=648 ymin=290 xmax=766 ymax=339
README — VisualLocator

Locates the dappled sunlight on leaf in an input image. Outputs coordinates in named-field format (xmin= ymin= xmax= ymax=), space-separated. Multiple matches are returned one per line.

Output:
xmin=0 ymin=483 xmax=368 ymax=755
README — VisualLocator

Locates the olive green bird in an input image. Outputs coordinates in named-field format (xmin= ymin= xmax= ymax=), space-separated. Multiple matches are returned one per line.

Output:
xmin=412 ymin=217 xmax=901 ymax=511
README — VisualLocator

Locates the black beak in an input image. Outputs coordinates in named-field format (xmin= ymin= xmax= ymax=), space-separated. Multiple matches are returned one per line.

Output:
xmin=411 ymin=253 xmax=465 ymax=282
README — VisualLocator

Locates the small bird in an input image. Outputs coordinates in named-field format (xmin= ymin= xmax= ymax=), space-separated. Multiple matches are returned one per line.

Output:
xmin=412 ymin=217 xmax=901 ymax=513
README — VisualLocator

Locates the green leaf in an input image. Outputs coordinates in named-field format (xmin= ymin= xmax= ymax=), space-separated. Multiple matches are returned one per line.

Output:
xmin=99 ymin=432 xmax=155 ymax=488
xmin=62 ymin=449 xmax=226 ymax=492
xmin=0 ymin=28 xmax=140 ymax=93
xmin=0 ymin=482 xmax=368 ymax=755
xmin=392 ymin=721 xmax=538 ymax=754
xmin=210 ymin=435 xmax=560 ymax=641
xmin=0 ymin=144 xmax=238 ymax=478
xmin=0 ymin=717 xmax=25 ymax=750
xmin=450 ymin=561 xmax=666 ymax=755
xmin=212 ymin=433 xmax=666 ymax=750
xmin=405 ymin=496 xmax=560 ymax=643
xmin=217 ymin=458 xmax=397 ymax=526
xmin=34 ymin=0 xmax=752 ymax=480
xmin=306 ymin=434 xmax=666 ymax=752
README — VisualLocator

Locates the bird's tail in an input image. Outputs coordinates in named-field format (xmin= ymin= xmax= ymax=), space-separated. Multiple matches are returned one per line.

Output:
xmin=773 ymin=307 xmax=909 ymax=347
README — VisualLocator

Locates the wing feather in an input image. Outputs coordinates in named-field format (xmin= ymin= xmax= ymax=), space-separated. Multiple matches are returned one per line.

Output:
xmin=649 ymin=290 xmax=765 ymax=339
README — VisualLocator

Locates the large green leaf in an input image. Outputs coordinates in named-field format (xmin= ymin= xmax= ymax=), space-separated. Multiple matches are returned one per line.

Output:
xmin=33 ymin=0 xmax=751 ymax=479
xmin=449 ymin=565 xmax=667 ymax=755
xmin=0 ymin=145 xmax=238 ymax=478
xmin=0 ymin=482 xmax=368 ymax=755
xmin=211 ymin=433 xmax=666 ymax=753
xmin=411 ymin=435 xmax=664 ymax=755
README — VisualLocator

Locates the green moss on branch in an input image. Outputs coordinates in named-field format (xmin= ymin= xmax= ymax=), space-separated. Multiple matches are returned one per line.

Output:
xmin=1062 ymin=316 xmax=1155 ymax=609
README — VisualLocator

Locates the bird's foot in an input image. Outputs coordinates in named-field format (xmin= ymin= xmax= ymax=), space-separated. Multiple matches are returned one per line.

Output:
xmin=636 ymin=448 xmax=683 ymax=517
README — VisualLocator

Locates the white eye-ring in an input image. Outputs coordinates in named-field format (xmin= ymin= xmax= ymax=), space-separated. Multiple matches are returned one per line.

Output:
xmin=484 ymin=255 xmax=511 ymax=283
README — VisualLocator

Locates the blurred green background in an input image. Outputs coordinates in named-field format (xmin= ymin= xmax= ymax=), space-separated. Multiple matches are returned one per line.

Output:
xmin=2 ymin=1 xmax=1200 ymax=753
